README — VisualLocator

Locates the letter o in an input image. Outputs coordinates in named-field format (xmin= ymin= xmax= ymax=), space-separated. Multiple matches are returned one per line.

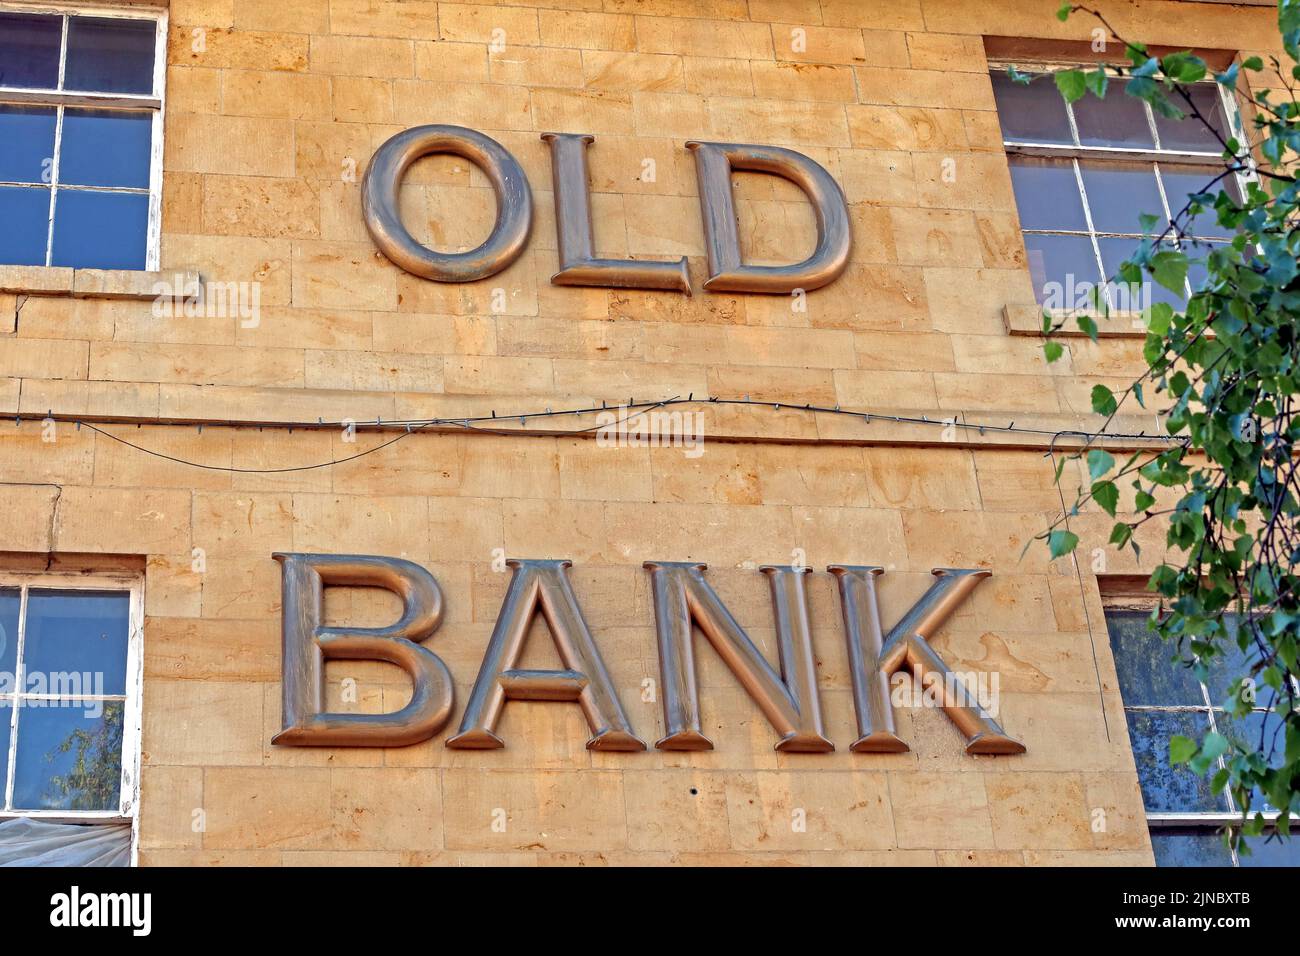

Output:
xmin=362 ymin=125 xmax=532 ymax=282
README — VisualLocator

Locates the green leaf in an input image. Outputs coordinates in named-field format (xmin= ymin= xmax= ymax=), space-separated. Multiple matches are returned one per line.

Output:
xmin=1087 ymin=448 xmax=1115 ymax=480
xmin=1048 ymin=529 xmax=1079 ymax=559
xmin=1056 ymin=3 xmax=1073 ymax=22
xmin=1054 ymin=69 xmax=1087 ymax=104
xmin=1077 ymin=314 xmax=1099 ymax=342
xmin=1135 ymin=490 xmax=1156 ymax=511
xmin=1201 ymin=731 xmax=1229 ymax=761
xmin=1161 ymin=52 xmax=1207 ymax=84
xmin=1242 ymin=55 xmax=1263 ymax=71
xmin=1084 ymin=68 xmax=1109 ymax=99
xmin=1043 ymin=340 xmax=1064 ymax=362
xmin=1093 ymin=480 xmax=1119 ymax=516
xmin=1150 ymin=250 xmax=1189 ymax=294
xmin=1147 ymin=90 xmax=1185 ymax=119
xmin=1170 ymin=735 xmax=1198 ymax=764
xmin=1147 ymin=302 xmax=1174 ymax=336
xmin=1091 ymin=384 xmax=1118 ymax=416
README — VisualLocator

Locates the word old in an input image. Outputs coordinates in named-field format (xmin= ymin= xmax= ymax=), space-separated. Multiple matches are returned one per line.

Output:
xmin=361 ymin=125 xmax=851 ymax=296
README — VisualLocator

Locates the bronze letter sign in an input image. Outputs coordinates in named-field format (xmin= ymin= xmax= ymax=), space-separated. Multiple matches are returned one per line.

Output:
xmin=829 ymin=566 xmax=1025 ymax=754
xmin=447 ymin=559 xmax=644 ymax=751
xmin=686 ymin=140 xmax=851 ymax=293
xmin=542 ymin=132 xmax=691 ymax=294
xmin=362 ymin=126 xmax=851 ymax=295
xmin=274 ymin=553 xmax=454 ymax=746
xmin=645 ymin=562 xmax=833 ymax=753
xmin=274 ymin=554 xmax=1024 ymax=755
xmin=361 ymin=124 xmax=532 ymax=282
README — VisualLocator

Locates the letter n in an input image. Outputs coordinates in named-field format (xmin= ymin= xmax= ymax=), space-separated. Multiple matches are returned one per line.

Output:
xmin=829 ymin=566 xmax=1025 ymax=755
xmin=447 ymin=559 xmax=645 ymax=751
xmin=644 ymin=562 xmax=833 ymax=752
xmin=273 ymin=553 xmax=454 ymax=746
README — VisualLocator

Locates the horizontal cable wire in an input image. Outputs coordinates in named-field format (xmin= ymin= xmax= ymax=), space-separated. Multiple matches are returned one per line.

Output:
xmin=35 ymin=395 xmax=1183 ymax=476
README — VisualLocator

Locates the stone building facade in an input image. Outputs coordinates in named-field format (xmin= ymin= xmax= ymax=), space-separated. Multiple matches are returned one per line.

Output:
xmin=0 ymin=0 xmax=1282 ymax=866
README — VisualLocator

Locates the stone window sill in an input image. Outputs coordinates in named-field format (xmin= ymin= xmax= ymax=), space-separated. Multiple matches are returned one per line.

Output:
xmin=0 ymin=265 xmax=200 ymax=302
xmin=1003 ymin=304 xmax=1149 ymax=339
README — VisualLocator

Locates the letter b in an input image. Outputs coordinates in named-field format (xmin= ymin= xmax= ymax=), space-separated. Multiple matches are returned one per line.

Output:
xmin=273 ymin=553 xmax=453 ymax=747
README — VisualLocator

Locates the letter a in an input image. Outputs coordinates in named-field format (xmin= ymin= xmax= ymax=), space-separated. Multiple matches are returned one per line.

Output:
xmin=273 ymin=553 xmax=453 ymax=747
xmin=447 ymin=559 xmax=645 ymax=751
xmin=829 ymin=566 xmax=1025 ymax=755
xmin=645 ymin=562 xmax=833 ymax=752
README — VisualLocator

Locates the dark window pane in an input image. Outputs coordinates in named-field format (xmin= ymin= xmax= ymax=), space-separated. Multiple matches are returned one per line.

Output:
xmin=0 ymin=588 xmax=18 ymax=680
xmin=1238 ymin=829 xmax=1300 ymax=867
xmin=0 ymin=12 xmax=62 ymax=91
xmin=11 ymin=700 xmax=123 ymax=811
xmin=1156 ymin=84 xmax=1232 ymax=152
xmin=0 ymin=186 xmax=51 ymax=266
xmin=1127 ymin=710 xmax=1227 ymax=812
xmin=23 ymin=590 xmax=130 ymax=697
xmin=1151 ymin=827 xmax=1235 ymax=866
xmin=1158 ymin=165 xmax=1241 ymax=239
xmin=1106 ymin=609 xmax=1204 ymax=705
xmin=1079 ymin=160 xmax=1165 ymax=234
xmin=65 ymin=16 xmax=156 ymax=95
xmin=59 ymin=109 xmax=152 ymax=188
xmin=991 ymin=73 xmax=1074 ymax=144
xmin=1073 ymin=88 xmax=1154 ymax=148
xmin=1024 ymin=233 xmax=1101 ymax=307
xmin=0 ymin=105 xmax=56 ymax=184
xmin=1008 ymin=156 xmax=1087 ymax=230
xmin=1099 ymin=237 xmax=1187 ymax=310
xmin=51 ymin=191 xmax=148 ymax=271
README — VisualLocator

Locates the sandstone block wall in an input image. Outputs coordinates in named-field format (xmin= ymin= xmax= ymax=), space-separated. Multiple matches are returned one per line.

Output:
xmin=0 ymin=0 xmax=1279 ymax=865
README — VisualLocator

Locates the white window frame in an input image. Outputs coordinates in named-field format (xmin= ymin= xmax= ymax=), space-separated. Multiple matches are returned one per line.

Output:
xmin=0 ymin=0 xmax=168 ymax=271
xmin=0 ymin=570 xmax=144 ymax=866
xmin=1103 ymin=596 xmax=1296 ymax=867
xmin=990 ymin=61 xmax=1256 ymax=313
